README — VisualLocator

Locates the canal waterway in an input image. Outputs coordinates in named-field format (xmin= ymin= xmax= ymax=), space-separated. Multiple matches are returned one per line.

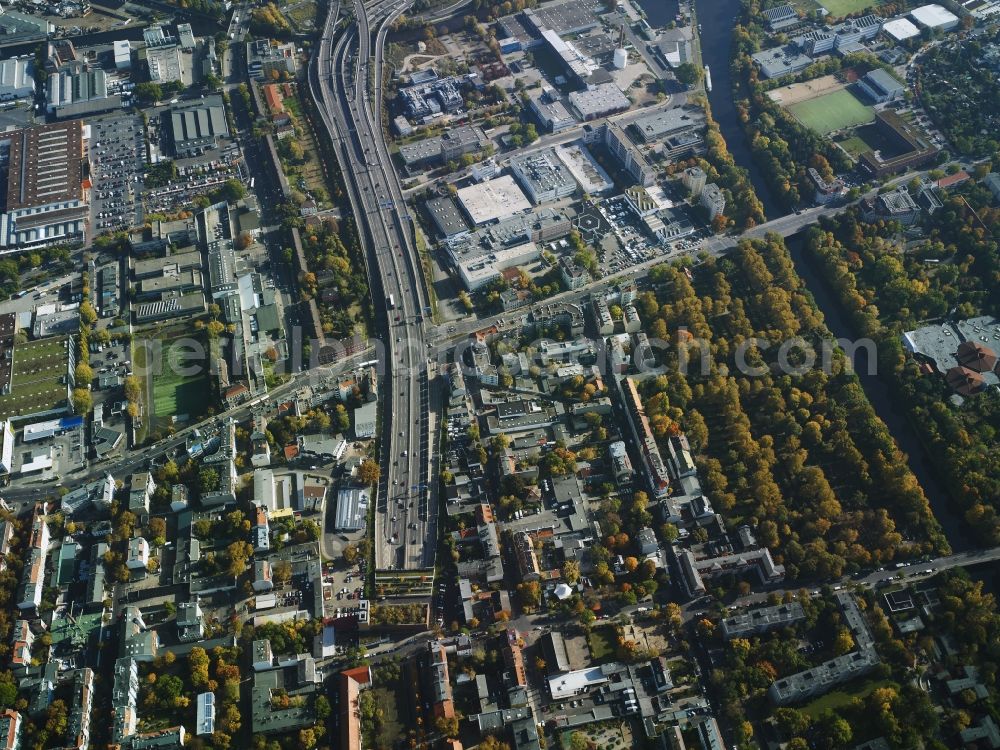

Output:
xmin=638 ymin=0 xmax=971 ymax=554
xmin=692 ymin=0 xmax=784 ymax=219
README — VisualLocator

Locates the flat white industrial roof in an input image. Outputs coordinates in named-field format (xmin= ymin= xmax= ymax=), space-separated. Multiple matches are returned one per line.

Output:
xmin=458 ymin=241 xmax=539 ymax=287
xmin=19 ymin=448 xmax=53 ymax=474
xmin=548 ymin=666 xmax=611 ymax=700
xmin=23 ymin=418 xmax=62 ymax=440
xmin=457 ymin=175 xmax=532 ymax=225
xmin=555 ymin=143 xmax=613 ymax=194
xmin=882 ymin=17 xmax=921 ymax=39
xmin=910 ymin=3 xmax=959 ymax=26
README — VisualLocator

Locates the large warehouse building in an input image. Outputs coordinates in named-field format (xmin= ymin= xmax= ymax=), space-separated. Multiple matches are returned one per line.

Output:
xmin=335 ymin=486 xmax=370 ymax=531
xmin=881 ymin=17 xmax=921 ymax=42
xmin=0 ymin=56 xmax=34 ymax=100
xmin=0 ymin=121 xmax=89 ymax=249
xmin=909 ymin=3 xmax=960 ymax=29
xmin=510 ymin=149 xmax=577 ymax=204
xmin=168 ymin=97 xmax=230 ymax=157
xmin=47 ymin=67 xmax=120 ymax=119
xmin=456 ymin=176 xmax=533 ymax=225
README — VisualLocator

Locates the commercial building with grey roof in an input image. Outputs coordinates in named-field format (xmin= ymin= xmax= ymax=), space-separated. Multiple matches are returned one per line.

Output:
xmin=0 ymin=9 xmax=51 ymax=43
xmin=762 ymin=4 xmax=801 ymax=31
xmin=335 ymin=486 xmax=369 ymax=531
xmin=521 ymin=0 xmax=602 ymax=36
xmin=398 ymin=125 xmax=487 ymax=171
xmin=510 ymin=149 xmax=577 ymax=204
xmin=136 ymin=268 xmax=203 ymax=300
xmin=902 ymin=316 xmax=1000 ymax=396
xmin=134 ymin=294 xmax=206 ymax=323
xmin=134 ymin=250 xmax=203 ymax=280
xmin=751 ymin=45 xmax=814 ymax=79
xmin=528 ymin=89 xmax=576 ymax=132
xmin=0 ymin=56 xmax=35 ymax=100
xmin=630 ymin=107 xmax=704 ymax=143
xmin=168 ymin=96 xmax=230 ymax=158
xmin=425 ymin=196 xmax=469 ymax=239
xmin=568 ymin=82 xmax=630 ymax=121
xmin=857 ymin=68 xmax=905 ymax=103
xmin=251 ymin=664 xmax=317 ymax=734
xmin=47 ymin=67 xmax=120 ymax=118
xmin=603 ymin=120 xmax=656 ymax=187
xmin=721 ymin=602 xmax=806 ymax=639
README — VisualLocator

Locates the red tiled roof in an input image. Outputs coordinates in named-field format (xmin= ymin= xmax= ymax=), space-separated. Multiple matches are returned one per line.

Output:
xmin=955 ymin=340 xmax=998 ymax=373
xmin=936 ymin=170 xmax=969 ymax=188
xmin=339 ymin=667 xmax=372 ymax=750
xmin=224 ymin=383 xmax=249 ymax=400
xmin=263 ymin=84 xmax=285 ymax=114
xmin=945 ymin=365 xmax=984 ymax=396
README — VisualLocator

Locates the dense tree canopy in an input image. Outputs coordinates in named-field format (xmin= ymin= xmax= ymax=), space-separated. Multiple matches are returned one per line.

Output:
xmin=636 ymin=236 xmax=947 ymax=577
xmin=807 ymin=191 xmax=1000 ymax=544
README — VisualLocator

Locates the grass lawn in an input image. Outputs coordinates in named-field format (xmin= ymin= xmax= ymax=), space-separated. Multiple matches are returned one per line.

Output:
xmin=835 ymin=121 xmax=907 ymax=162
xmin=0 ymin=336 xmax=72 ymax=420
xmin=133 ymin=325 xmax=210 ymax=438
xmin=414 ymin=224 xmax=439 ymax=323
xmin=801 ymin=678 xmax=897 ymax=719
xmin=283 ymin=0 xmax=316 ymax=31
xmin=794 ymin=0 xmax=881 ymax=15
xmin=788 ymin=88 xmax=875 ymax=135
xmin=587 ymin=626 xmax=617 ymax=663
xmin=279 ymin=86 xmax=330 ymax=206
xmin=282 ymin=96 xmax=302 ymax=119
xmin=371 ymin=687 xmax=402 ymax=748
xmin=837 ymin=134 xmax=873 ymax=158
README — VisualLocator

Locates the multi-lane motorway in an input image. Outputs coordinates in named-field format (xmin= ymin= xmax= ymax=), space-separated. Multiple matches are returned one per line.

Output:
xmin=304 ymin=0 xmax=978 ymax=598
xmin=310 ymin=0 xmax=437 ymax=584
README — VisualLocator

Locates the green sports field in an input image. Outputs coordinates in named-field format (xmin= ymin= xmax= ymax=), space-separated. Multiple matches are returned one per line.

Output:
xmin=133 ymin=325 xmax=210 ymax=437
xmin=0 ymin=337 xmax=72 ymax=420
xmin=788 ymin=88 xmax=875 ymax=135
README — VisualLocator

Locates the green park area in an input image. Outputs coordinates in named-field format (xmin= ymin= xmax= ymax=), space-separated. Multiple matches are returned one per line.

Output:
xmin=0 ymin=337 xmax=72 ymax=421
xmin=132 ymin=325 xmax=211 ymax=440
xmin=587 ymin=626 xmax=616 ymax=663
xmin=834 ymin=121 xmax=908 ymax=160
xmin=788 ymin=89 xmax=875 ymax=136
xmin=837 ymin=133 xmax=875 ymax=158
xmin=794 ymin=0 xmax=881 ymax=16
xmin=801 ymin=678 xmax=897 ymax=720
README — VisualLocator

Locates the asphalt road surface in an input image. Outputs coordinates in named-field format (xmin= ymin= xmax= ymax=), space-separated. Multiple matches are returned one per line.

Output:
xmin=310 ymin=0 xmax=437 ymax=584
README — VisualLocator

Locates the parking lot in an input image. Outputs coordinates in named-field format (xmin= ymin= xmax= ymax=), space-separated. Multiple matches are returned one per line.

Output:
xmin=90 ymin=114 xmax=146 ymax=235
xmin=597 ymin=195 xmax=659 ymax=268
xmin=587 ymin=194 xmax=707 ymax=276
xmin=90 ymin=338 xmax=131 ymax=377
xmin=89 ymin=337 xmax=132 ymax=423
xmin=141 ymin=105 xmax=246 ymax=215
